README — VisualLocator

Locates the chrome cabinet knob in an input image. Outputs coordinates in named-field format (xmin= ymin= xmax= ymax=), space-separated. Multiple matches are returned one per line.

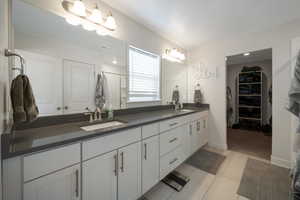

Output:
xmin=57 ymin=107 xmax=61 ymax=111
xmin=64 ymin=106 xmax=68 ymax=110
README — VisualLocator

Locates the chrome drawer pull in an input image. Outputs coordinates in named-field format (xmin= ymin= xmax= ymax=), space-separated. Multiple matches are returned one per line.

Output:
xmin=114 ymin=154 xmax=118 ymax=176
xmin=169 ymin=137 xmax=178 ymax=143
xmin=169 ymin=158 xmax=178 ymax=165
xmin=120 ymin=152 xmax=124 ymax=172
xmin=144 ymin=143 xmax=147 ymax=160
xmin=75 ymin=169 xmax=79 ymax=197
xmin=169 ymin=122 xmax=178 ymax=127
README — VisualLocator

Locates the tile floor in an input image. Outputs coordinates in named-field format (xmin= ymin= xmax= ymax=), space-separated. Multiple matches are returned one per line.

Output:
xmin=144 ymin=146 xmax=273 ymax=200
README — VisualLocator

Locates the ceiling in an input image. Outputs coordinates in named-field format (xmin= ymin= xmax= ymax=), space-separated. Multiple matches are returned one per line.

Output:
xmin=102 ymin=0 xmax=300 ymax=49
xmin=226 ymin=48 xmax=272 ymax=65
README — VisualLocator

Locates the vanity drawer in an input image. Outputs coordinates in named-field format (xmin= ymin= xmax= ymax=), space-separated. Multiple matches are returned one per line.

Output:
xmin=82 ymin=127 xmax=141 ymax=160
xmin=189 ymin=111 xmax=209 ymax=122
xmin=23 ymin=143 xmax=80 ymax=182
xmin=160 ymin=146 xmax=183 ymax=179
xmin=160 ymin=127 xmax=182 ymax=156
xmin=142 ymin=123 xmax=159 ymax=139
xmin=160 ymin=117 xmax=184 ymax=133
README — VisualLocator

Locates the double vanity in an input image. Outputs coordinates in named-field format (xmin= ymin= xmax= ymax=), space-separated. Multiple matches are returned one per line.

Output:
xmin=2 ymin=105 xmax=209 ymax=200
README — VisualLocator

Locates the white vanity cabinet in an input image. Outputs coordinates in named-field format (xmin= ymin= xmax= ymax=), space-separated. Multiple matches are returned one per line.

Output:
xmin=24 ymin=164 xmax=80 ymax=200
xmin=118 ymin=142 xmax=142 ymax=200
xmin=83 ymin=142 xmax=142 ymax=200
xmin=190 ymin=120 xmax=201 ymax=154
xmin=83 ymin=150 xmax=118 ymax=200
xmin=199 ymin=115 xmax=209 ymax=148
xmin=82 ymin=128 xmax=142 ymax=200
xmin=22 ymin=144 xmax=81 ymax=200
xmin=141 ymin=135 xmax=160 ymax=194
xmin=3 ymin=111 xmax=209 ymax=200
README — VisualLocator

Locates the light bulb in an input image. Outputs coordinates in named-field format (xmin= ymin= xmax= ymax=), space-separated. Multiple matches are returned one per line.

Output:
xmin=82 ymin=21 xmax=95 ymax=31
xmin=112 ymin=59 xmax=117 ymax=65
xmin=65 ymin=15 xmax=81 ymax=26
xmin=88 ymin=7 xmax=103 ymax=24
xmin=179 ymin=53 xmax=186 ymax=60
xmin=96 ymin=27 xmax=108 ymax=36
xmin=104 ymin=14 xmax=117 ymax=30
xmin=71 ymin=0 xmax=86 ymax=16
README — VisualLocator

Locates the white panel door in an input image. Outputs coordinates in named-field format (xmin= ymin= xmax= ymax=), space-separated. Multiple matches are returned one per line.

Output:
xmin=23 ymin=164 xmax=80 ymax=200
xmin=82 ymin=151 xmax=117 ymax=200
xmin=118 ymin=142 xmax=142 ymax=200
xmin=17 ymin=50 xmax=63 ymax=116
xmin=142 ymin=135 xmax=159 ymax=194
xmin=104 ymin=73 xmax=121 ymax=109
xmin=63 ymin=60 xmax=95 ymax=114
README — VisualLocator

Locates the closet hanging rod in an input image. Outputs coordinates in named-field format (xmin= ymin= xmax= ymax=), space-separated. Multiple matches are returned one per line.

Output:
xmin=4 ymin=49 xmax=25 ymax=74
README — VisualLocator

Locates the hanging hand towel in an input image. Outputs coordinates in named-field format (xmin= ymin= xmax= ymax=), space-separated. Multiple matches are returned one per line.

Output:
xmin=287 ymin=50 xmax=300 ymax=133
xmin=10 ymin=74 xmax=39 ymax=123
xmin=194 ymin=89 xmax=203 ymax=104
xmin=95 ymin=73 xmax=106 ymax=109
xmin=172 ymin=89 xmax=180 ymax=104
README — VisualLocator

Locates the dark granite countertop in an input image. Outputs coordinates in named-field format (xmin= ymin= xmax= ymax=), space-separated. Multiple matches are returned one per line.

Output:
xmin=2 ymin=104 xmax=209 ymax=160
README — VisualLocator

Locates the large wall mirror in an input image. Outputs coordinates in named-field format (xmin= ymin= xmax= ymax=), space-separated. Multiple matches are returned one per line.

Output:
xmin=12 ymin=0 xmax=128 ymax=116
xmin=11 ymin=0 xmax=188 ymax=117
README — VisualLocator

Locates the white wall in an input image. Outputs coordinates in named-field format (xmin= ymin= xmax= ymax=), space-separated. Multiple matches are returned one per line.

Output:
xmin=227 ymin=60 xmax=272 ymax=125
xmin=188 ymin=19 xmax=300 ymax=168
xmin=0 ymin=0 xmax=10 ymax=198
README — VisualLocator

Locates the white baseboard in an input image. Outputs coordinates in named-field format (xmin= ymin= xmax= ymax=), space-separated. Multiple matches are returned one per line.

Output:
xmin=271 ymin=155 xmax=291 ymax=169
xmin=208 ymin=141 xmax=228 ymax=151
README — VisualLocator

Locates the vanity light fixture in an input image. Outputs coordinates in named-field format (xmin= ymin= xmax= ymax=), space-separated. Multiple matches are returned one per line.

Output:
xmin=70 ymin=0 xmax=86 ymax=16
xmin=65 ymin=14 xmax=81 ymax=26
xmin=62 ymin=0 xmax=116 ymax=35
xmin=82 ymin=20 xmax=96 ymax=31
xmin=104 ymin=13 xmax=117 ymax=30
xmin=162 ymin=48 xmax=186 ymax=63
xmin=88 ymin=5 xmax=103 ymax=24
xmin=96 ymin=27 xmax=108 ymax=36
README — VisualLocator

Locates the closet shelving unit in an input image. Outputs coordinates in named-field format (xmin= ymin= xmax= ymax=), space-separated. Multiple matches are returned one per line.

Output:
xmin=238 ymin=71 xmax=262 ymax=128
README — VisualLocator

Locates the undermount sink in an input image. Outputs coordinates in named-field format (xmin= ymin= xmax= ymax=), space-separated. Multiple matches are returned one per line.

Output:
xmin=80 ymin=121 xmax=125 ymax=131
xmin=179 ymin=109 xmax=194 ymax=112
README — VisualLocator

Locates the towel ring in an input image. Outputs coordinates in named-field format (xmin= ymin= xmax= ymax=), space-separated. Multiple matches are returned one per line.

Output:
xmin=5 ymin=49 xmax=25 ymax=75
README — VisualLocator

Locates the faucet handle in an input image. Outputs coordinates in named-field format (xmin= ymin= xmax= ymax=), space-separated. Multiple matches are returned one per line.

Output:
xmin=84 ymin=112 xmax=94 ymax=123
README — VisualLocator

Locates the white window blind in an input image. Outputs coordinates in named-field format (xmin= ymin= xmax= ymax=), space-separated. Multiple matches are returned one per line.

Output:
xmin=128 ymin=46 xmax=161 ymax=102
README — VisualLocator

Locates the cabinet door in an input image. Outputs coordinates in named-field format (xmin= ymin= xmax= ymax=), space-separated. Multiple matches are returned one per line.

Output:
xmin=63 ymin=60 xmax=95 ymax=114
xmin=23 ymin=164 xmax=80 ymax=200
xmin=17 ymin=50 xmax=63 ymax=116
xmin=118 ymin=142 xmax=142 ymax=200
xmin=142 ymin=136 xmax=159 ymax=194
xmin=82 ymin=151 xmax=117 ymax=200
xmin=181 ymin=124 xmax=191 ymax=161
xmin=191 ymin=120 xmax=201 ymax=153
xmin=199 ymin=116 xmax=209 ymax=147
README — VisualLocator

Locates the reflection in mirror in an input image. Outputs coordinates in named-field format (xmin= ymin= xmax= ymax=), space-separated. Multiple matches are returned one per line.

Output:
xmin=12 ymin=0 xmax=127 ymax=116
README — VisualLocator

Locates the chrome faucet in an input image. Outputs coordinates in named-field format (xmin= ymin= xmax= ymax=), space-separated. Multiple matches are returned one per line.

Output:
xmin=94 ymin=107 xmax=102 ymax=121
xmin=84 ymin=107 xmax=102 ymax=123
xmin=84 ymin=108 xmax=94 ymax=123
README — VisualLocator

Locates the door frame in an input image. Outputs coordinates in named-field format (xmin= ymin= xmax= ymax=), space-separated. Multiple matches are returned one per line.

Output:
xmin=224 ymin=48 xmax=274 ymax=159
